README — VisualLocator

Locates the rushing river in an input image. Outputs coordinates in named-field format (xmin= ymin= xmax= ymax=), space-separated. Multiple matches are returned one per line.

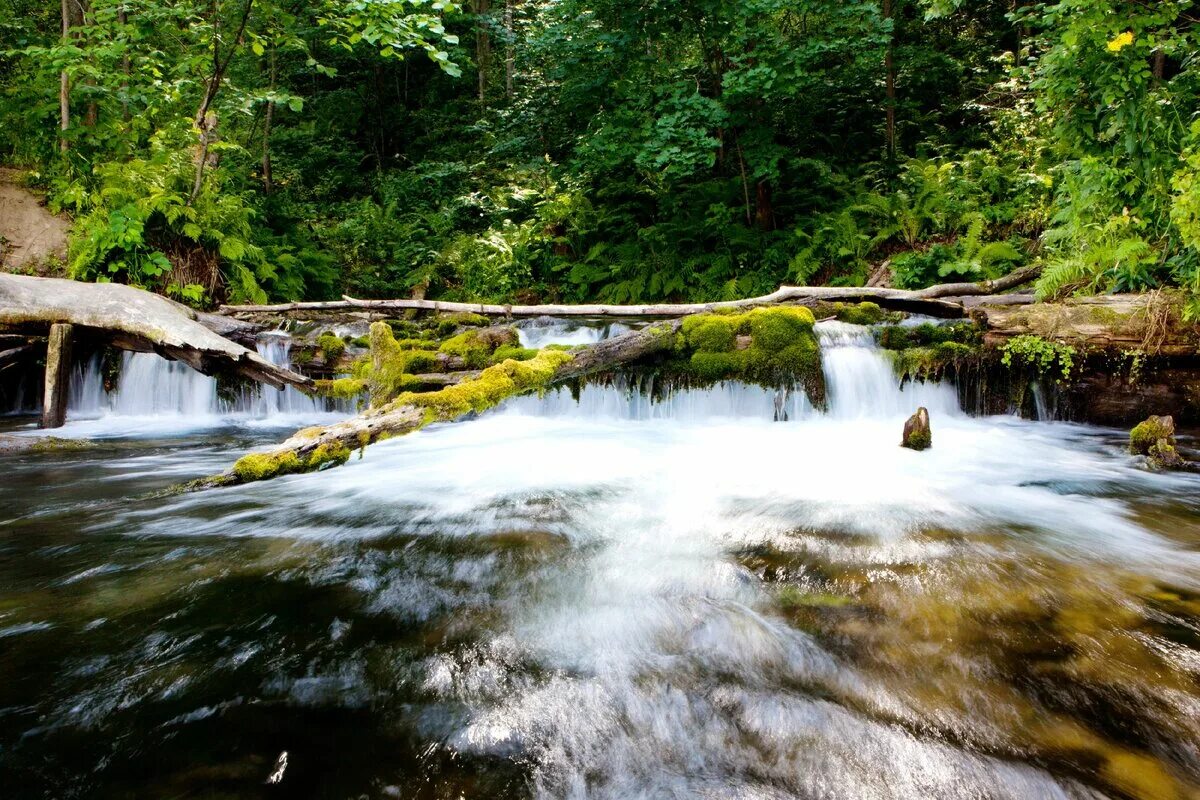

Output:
xmin=1 ymin=323 xmax=1199 ymax=799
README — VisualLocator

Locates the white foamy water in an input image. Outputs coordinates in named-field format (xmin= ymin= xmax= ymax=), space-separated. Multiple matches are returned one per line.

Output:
xmin=44 ymin=334 xmax=350 ymax=437
xmin=517 ymin=318 xmax=634 ymax=349
xmin=128 ymin=400 xmax=1199 ymax=798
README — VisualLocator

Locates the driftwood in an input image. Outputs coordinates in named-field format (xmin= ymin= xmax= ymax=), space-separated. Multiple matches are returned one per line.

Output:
xmin=190 ymin=321 xmax=682 ymax=490
xmin=0 ymin=274 xmax=308 ymax=390
xmin=218 ymin=267 xmax=1043 ymax=320
xmin=972 ymin=294 xmax=1200 ymax=357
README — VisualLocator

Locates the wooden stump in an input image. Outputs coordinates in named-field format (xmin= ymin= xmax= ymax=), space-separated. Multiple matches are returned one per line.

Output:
xmin=40 ymin=322 xmax=72 ymax=428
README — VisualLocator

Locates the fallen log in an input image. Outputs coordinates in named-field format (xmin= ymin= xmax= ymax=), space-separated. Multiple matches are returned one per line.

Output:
xmin=972 ymin=293 xmax=1199 ymax=357
xmin=183 ymin=321 xmax=683 ymax=491
xmin=0 ymin=274 xmax=310 ymax=392
xmin=218 ymin=267 xmax=1042 ymax=320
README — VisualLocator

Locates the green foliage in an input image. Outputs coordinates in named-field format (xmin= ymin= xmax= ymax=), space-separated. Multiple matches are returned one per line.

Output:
xmin=1000 ymin=335 xmax=1077 ymax=381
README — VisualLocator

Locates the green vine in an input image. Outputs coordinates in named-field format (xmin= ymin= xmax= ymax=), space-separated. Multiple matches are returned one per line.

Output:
xmin=1000 ymin=335 xmax=1078 ymax=382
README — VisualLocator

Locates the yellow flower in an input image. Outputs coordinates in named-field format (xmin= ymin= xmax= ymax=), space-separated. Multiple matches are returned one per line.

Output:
xmin=1107 ymin=31 xmax=1134 ymax=52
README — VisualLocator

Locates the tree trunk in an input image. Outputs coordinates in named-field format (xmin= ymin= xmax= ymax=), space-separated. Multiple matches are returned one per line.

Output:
xmin=0 ymin=274 xmax=310 ymax=391
xmin=59 ymin=0 xmax=71 ymax=153
xmin=220 ymin=265 xmax=1045 ymax=320
xmin=755 ymin=181 xmax=774 ymax=231
xmin=476 ymin=0 xmax=490 ymax=104
xmin=39 ymin=323 xmax=73 ymax=429
xmin=262 ymin=48 xmax=276 ymax=194
xmin=190 ymin=0 xmax=254 ymax=204
xmin=185 ymin=321 xmax=684 ymax=491
xmin=883 ymin=0 xmax=896 ymax=158
xmin=118 ymin=3 xmax=130 ymax=121
xmin=504 ymin=0 xmax=514 ymax=97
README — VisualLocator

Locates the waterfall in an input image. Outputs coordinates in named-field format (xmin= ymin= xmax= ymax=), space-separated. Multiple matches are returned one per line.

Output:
xmin=61 ymin=334 xmax=348 ymax=426
xmin=818 ymin=321 xmax=960 ymax=419
xmin=510 ymin=320 xmax=960 ymax=421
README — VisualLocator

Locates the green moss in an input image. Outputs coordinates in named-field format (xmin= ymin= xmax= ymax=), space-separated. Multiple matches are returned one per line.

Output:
xmin=317 ymin=331 xmax=346 ymax=361
xmin=439 ymin=326 xmax=520 ymax=368
xmin=315 ymin=377 xmax=367 ymax=399
xmin=833 ymin=301 xmax=892 ymax=326
xmin=364 ymin=322 xmax=450 ymax=404
xmin=350 ymin=335 xmax=370 ymax=348
xmin=778 ymin=585 xmax=853 ymax=609
xmin=232 ymin=441 xmax=353 ymax=483
xmin=232 ymin=451 xmax=304 ymax=482
xmin=392 ymin=349 xmax=574 ymax=422
xmin=1130 ymin=415 xmax=1176 ymax=456
xmin=689 ymin=351 xmax=747 ymax=380
xmin=29 ymin=436 xmax=95 ymax=453
xmin=682 ymin=315 xmax=737 ymax=352
xmin=491 ymin=344 xmax=539 ymax=362
xmin=879 ymin=322 xmax=981 ymax=351
xmin=436 ymin=312 xmax=489 ymax=335
xmin=891 ymin=341 xmax=976 ymax=380
xmin=292 ymin=348 xmax=314 ymax=365
xmin=674 ymin=307 xmax=823 ymax=399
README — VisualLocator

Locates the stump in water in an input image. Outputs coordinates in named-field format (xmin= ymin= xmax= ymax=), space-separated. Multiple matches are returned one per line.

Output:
xmin=1130 ymin=415 xmax=1186 ymax=470
xmin=39 ymin=322 xmax=72 ymax=428
xmin=902 ymin=407 xmax=932 ymax=451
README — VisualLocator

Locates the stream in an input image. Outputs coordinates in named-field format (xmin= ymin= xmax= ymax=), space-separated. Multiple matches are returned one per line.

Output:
xmin=1 ymin=321 xmax=1199 ymax=799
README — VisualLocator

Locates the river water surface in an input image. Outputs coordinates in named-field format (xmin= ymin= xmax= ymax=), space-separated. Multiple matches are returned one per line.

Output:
xmin=1 ymin=323 xmax=1199 ymax=799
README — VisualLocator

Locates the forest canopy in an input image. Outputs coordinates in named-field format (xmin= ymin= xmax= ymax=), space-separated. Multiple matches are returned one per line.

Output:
xmin=1 ymin=0 xmax=1198 ymax=313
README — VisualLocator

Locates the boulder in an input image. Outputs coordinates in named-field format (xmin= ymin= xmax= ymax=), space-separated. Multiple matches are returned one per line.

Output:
xmin=1130 ymin=415 xmax=1187 ymax=470
xmin=901 ymin=407 xmax=932 ymax=451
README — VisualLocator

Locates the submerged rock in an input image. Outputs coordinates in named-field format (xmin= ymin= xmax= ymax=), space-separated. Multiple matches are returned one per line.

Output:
xmin=1130 ymin=414 xmax=1187 ymax=470
xmin=901 ymin=407 xmax=932 ymax=451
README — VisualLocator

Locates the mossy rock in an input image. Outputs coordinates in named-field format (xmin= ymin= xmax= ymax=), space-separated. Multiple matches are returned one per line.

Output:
xmin=901 ymin=407 xmax=932 ymax=451
xmin=317 ymin=331 xmax=346 ymax=361
xmin=315 ymin=377 xmax=367 ymax=399
xmin=1130 ymin=415 xmax=1176 ymax=456
xmin=1130 ymin=415 xmax=1187 ymax=469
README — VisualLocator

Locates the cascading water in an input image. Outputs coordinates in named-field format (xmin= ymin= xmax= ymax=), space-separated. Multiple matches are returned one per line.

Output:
xmin=517 ymin=318 xmax=634 ymax=349
xmin=817 ymin=321 xmax=960 ymax=419
xmin=55 ymin=333 xmax=349 ymax=434
xmin=511 ymin=320 xmax=958 ymax=422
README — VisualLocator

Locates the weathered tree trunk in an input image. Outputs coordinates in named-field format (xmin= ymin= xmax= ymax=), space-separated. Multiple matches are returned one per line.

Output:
xmin=59 ymin=0 xmax=72 ymax=153
xmin=40 ymin=323 xmax=73 ymax=428
xmin=476 ymin=0 xmax=491 ymax=103
xmin=972 ymin=294 xmax=1199 ymax=357
xmin=262 ymin=48 xmax=276 ymax=194
xmin=883 ymin=0 xmax=896 ymax=158
xmin=0 ymin=274 xmax=309 ymax=390
xmin=504 ymin=0 xmax=515 ymax=97
xmin=221 ymin=266 xmax=1043 ymax=320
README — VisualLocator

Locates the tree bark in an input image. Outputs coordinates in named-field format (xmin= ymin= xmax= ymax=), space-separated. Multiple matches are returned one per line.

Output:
xmin=476 ymin=0 xmax=490 ymax=104
xmin=40 ymin=323 xmax=73 ymax=428
xmin=0 ymin=274 xmax=309 ymax=390
xmin=191 ymin=0 xmax=255 ymax=204
xmin=504 ymin=0 xmax=514 ymax=97
xmin=220 ymin=266 xmax=1044 ymax=320
xmin=883 ymin=0 xmax=896 ymax=158
xmin=59 ymin=0 xmax=71 ymax=153
xmin=262 ymin=48 xmax=275 ymax=194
